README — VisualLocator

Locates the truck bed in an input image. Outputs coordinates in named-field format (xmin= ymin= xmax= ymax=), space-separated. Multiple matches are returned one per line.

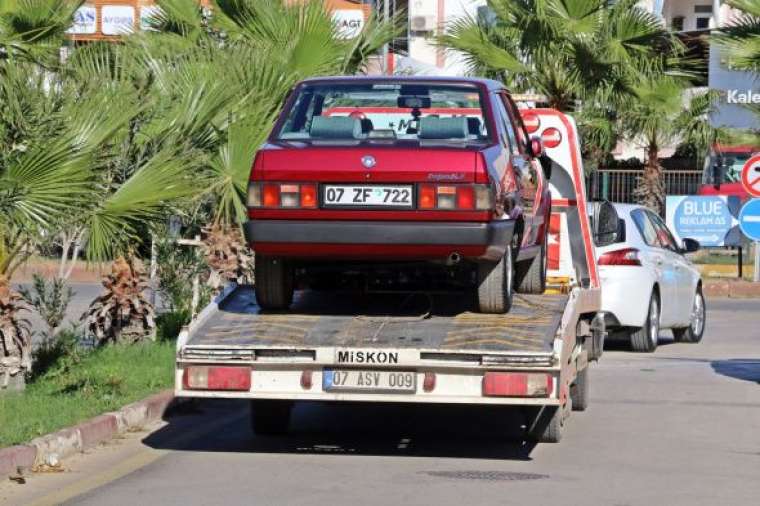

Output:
xmin=186 ymin=286 xmax=568 ymax=354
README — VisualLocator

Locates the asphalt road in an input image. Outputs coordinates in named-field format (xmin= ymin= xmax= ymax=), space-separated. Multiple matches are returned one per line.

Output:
xmin=2 ymin=298 xmax=759 ymax=506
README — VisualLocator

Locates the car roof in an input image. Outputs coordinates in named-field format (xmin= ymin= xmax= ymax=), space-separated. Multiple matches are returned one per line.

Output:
xmin=298 ymin=75 xmax=507 ymax=92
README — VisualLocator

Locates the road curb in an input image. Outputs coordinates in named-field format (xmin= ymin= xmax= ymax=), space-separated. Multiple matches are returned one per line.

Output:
xmin=0 ymin=389 xmax=175 ymax=477
xmin=703 ymin=280 xmax=760 ymax=298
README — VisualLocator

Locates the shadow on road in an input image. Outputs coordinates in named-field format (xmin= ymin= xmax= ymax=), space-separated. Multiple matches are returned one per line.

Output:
xmin=711 ymin=359 xmax=760 ymax=384
xmin=144 ymin=399 xmax=538 ymax=461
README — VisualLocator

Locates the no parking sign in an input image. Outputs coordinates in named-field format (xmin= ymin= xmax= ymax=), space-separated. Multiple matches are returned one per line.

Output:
xmin=741 ymin=155 xmax=760 ymax=198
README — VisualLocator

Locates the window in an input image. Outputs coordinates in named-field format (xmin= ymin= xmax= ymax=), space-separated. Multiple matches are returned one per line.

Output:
xmin=276 ymin=82 xmax=491 ymax=143
xmin=646 ymin=211 xmax=680 ymax=251
xmin=500 ymin=93 xmax=530 ymax=154
xmin=671 ymin=16 xmax=684 ymax=31
xmin=696 ymin=17 xmax=710 ymax=29
xmin=694 ymin=5 xmax=713 ymax=13
xmin=631 ymin=209 xmax=659 ymax=247
xmin=492 ymin=93 xmax=519 ymax=154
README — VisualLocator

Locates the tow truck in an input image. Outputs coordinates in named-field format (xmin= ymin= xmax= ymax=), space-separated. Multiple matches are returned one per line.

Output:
xmin=174 ymin=104 xmax=617 ymax=444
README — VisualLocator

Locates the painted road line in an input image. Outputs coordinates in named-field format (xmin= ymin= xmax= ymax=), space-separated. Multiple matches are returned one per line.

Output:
xmin=27 ymin=410 xmax=247 ymax=506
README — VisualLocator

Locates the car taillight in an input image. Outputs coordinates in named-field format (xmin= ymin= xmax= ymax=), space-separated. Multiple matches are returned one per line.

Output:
xmin=541 ymin=127 xmax=562 ymax=149
xmin=183 ymin=366 xmax=251 ymax=391
xmin=598 ymin=247 xmax=641 ymax=266
xmin=418 ymin=184 xmax=492 ymax=211
xmin=482 ymin=372 xmax=553 ymax=397
xmin=248 ymin=183 xmax=318 ymax=209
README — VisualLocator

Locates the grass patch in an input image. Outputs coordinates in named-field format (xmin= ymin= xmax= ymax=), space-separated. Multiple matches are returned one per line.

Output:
xmin=0 ymin=340 xmax=175 ymax=448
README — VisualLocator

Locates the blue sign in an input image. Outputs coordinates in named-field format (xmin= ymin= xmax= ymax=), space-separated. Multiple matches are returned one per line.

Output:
xmin=739 ymin=199 xmax=760 ymax=242
xmin=666 ymin=196 xmax=741 ymax=247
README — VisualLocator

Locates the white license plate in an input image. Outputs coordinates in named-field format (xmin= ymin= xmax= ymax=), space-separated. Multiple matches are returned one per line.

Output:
xmin=323 ymin=369 xmax=416 ymax=393
xmin=322 ymin=185 xmax=413 ymax=208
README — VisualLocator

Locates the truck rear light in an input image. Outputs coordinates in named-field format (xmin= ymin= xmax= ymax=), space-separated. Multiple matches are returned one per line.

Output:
xmin=417 ymin=184 xmax=492 ymax=211
xmin=541 ymin=128 xmax=562 ymax=149
xmin=482 ymin=372 xmax=552 ymax=397
xmin=598 ymin=247 xmax=641 ymax=266
xmin=301 ymin=370 xmax=313 ymax=389
xmin=183 ymin=366 xmax=251 ymax=391
xmin=423 ymin=372 xmax=436 ymax=392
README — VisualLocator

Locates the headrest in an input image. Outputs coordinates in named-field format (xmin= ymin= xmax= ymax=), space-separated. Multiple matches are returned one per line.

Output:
xmin=310 ymin=116 xmax=362 ymax=139
xmin=418 ymin=116 xmax=468 ymax=140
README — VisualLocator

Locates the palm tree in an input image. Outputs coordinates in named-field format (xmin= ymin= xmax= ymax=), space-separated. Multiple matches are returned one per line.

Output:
xmin=622 ymin=79 xmax=717 ymax=213
xmin=438 ymin=0 xmax=676 ymax=111
xmin=715 ymin=0 xmax=760 ymax=73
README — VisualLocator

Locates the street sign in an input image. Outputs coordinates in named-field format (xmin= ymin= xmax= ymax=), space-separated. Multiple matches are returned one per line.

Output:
xmin=738 ymin=199 xmax=760 ymax=241
xmin=666 ymin=195 xmax=741 ymax=247
xmin=741 ymin=154 xmax=760 ymax=198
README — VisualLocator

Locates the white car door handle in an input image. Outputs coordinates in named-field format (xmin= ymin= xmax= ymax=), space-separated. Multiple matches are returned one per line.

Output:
xmin=654 ymin=257 xmax=663 ymax=266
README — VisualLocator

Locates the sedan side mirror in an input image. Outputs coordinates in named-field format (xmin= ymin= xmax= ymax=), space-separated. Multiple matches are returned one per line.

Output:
xmin=681 ymin=238 xmax=700 ymax=254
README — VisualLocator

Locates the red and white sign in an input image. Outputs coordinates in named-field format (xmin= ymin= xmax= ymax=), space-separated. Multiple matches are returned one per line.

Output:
xmin=741 ymin=154 xmax=760 ymax=197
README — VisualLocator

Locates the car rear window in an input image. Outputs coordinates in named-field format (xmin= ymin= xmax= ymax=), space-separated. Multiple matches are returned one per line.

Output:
xmin=276 ymin=82 xmax=491 ymax=143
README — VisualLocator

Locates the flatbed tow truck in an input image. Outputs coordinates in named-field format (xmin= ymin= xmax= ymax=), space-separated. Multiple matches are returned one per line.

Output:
xmin=175 ymin=108 xmax=612 ymax=443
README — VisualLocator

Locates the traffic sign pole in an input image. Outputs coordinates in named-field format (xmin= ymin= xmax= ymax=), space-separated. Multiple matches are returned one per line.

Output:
xmin=738 ymin=199 xmax=760 ymax=282
xmin=754 ymin=242 xmax=760 ymax=283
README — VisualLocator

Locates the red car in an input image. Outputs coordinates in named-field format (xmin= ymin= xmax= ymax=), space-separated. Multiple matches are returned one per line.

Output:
xmin=245 ymin=77 xmax=551 ymax=313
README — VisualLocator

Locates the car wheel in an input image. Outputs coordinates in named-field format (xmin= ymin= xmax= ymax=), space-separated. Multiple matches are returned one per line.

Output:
xmin=254 ymin=256 xmax=294 ymax=310
xmin=250 ymin=400 xmax=293 ymax=436
xmin=629 ymin=292 xmax=660 ymax=353
xmin=477 ymin=242 xmax=514 ymax=314
xmin=527 ymin=405 xmax=563 ymax=443
xmin=570 ymin=367 xmax=589 ymax=412
xmin=672 ymin=288 xmax=705 ymax=343
xmin=515 ymin=233 xmax=547 ymax=294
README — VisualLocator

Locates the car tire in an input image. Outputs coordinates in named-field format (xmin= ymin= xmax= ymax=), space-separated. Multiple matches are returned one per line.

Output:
xmin=515 ymin=233 xmax=547 ymax=294
xmin=250 ymin=400 xmax=293 ymax=436
xmin=629 ymin=292 xmax=660 ymax=353
xmin=672 ymin=288 xmax=706 ymax=343
xmin=570 ymin=367 xmax=589 ymax=412
xmin=254 ymin=256 xmax=294 ymax=310
xmin=527 ymin=405 xmax=563 ymax=443
xmin=477 ymin=242 xmax=514 ymax=314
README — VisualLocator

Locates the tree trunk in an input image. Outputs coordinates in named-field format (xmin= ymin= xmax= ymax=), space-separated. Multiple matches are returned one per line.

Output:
xmin=634 ymin=140 xmax=665 ymax=215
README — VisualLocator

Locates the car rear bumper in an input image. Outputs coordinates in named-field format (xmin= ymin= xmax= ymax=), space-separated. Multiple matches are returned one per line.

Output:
xmin=245 ymin=219 xmax=515 ymax=261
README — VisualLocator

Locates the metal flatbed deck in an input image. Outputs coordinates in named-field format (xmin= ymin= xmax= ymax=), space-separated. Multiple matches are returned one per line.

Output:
xmin=186 ymin=286 xmax=568 ymax=353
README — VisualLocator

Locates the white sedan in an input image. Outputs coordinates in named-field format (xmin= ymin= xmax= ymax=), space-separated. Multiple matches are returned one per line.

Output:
xmin=593 ymin=203 xmax=705 ymax=352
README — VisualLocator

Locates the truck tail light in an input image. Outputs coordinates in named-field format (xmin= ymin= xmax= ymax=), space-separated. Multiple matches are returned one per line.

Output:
xmin=183 ymin=366 xmax=251 ymax=391
xmin=418 ymin=184 xmax=492 ymax=211
xmin=248 ymin=183 xmax=318 ymax=209
xmin=482 ymin=372 xmax=553 ymax=397
xmin=598 ymin=247 xmax=641 ymax=266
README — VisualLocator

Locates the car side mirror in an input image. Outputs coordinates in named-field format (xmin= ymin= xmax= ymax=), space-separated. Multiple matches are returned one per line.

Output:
xmin=681 ymin=238 xmax=700 ymax=254
xmin=591 ymin=200 xmax=620 ymax=247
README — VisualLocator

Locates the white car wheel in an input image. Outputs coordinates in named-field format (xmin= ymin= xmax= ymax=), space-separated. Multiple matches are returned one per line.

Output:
xmin=629 ymin=292 xmax=659 ymax=353
xmin=672 ymin=289 xmax=705 ymax=343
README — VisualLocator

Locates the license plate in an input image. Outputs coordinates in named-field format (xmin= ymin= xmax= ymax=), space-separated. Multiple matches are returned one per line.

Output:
xmin=322 ymin=185 xmax=413 ymax=208
xmin=323 ymin=369 xmax=417 ymax=393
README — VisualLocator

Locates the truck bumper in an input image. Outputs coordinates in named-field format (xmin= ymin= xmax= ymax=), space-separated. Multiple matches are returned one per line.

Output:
xmin=244 ymin=219 xmax=515 ymax=261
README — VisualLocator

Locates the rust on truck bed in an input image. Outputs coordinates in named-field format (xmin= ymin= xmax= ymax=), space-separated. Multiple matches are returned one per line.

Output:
xmin=186 ymin=286 xmax=567 ymax=353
